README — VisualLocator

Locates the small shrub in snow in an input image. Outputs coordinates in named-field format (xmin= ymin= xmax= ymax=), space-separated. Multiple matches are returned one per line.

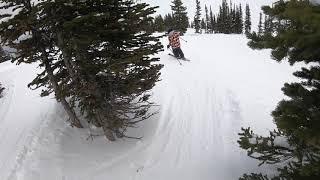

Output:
xmin=0 ymin=83 xmax=4 ymax=98
xmin=0 ymin=46 xmax=10 ymax=63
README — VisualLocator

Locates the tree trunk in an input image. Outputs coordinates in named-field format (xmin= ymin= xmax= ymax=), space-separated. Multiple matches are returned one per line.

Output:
xmin=103 ymin=125 xmax=116 ymax=141
xmin=25 ymin=3 xmax=82 ymax=128
xmin=57 ymin=32 xmax=78 ymax=80
xmin=42 ymin=53 xmax=83 ymax=128
xmin=72 ymin=43 xmax=116 ymax=141
xmin=57 ymin=34 xmax=115 ymax=140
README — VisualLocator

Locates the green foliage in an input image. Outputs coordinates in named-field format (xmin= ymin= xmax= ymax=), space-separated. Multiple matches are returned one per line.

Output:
xmin=152 ymin=13 xmax=183 ymax=32
xmin=194 ymin=0 xmax=201 ymax=33
xmin=239 ymin=127 xmax=320 ymax=180
xmin=263 ymin=15 xmax=273 ymax=34
xmin=209 ymin=6 xmax=215 ymax=33
xmin=0 ymin=0 xmax=163 ymax=141
xmin=194 ymin=0 xmax=245 ymax=34
xmin=240 ymin=0 xmax=320 ymax=179
xmin=236 ymin=4 xmax=244 ymax=34
xmin=214 ymin=0 xmax=244 ymax=34
xmin=240 ymin=173 xmax=270 ymax=180
xmin=164 ymin=13 xmax=174 ymax=30
xmin=0 ymin=46 xmax=10 ymax=63
xmin=245 ymin=3 xmax=252 ymax=35
xmin=170 ymin=0 xmax=189 ymax=34
xmin=239 ymin=128 xmax=297 ymax=166
xmin=258 ymin=13 xmax=263 ymax=35
xmin=153 ymin=15 xmax=166 ymax=32
xmin=201 ymin=18 xmax=206 ymax=30
xmin=205 ymin=5 xmax=210 ymax=33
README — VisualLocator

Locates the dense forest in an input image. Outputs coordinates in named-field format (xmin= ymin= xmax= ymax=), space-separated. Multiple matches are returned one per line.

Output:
xmin=148 ymin=0 xmax=252 ymax=35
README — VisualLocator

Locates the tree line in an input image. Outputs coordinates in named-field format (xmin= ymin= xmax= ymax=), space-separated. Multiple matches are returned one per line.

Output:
xmin=257 ymin=12 xmax=275 ymax=36
xmin=145 ymin=0 xmax=189 ymax=34
xmin=150 ymin=0 xmax=252 ymax=35
xmin=192 ymin=0 xmax=251 ymax=34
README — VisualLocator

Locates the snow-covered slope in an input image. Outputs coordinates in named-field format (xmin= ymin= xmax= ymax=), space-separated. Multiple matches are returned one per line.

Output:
xmin=0 ymin=62 xmax=56 ymax=180
xmin=0 ymin=32 xmax=301 ymax=180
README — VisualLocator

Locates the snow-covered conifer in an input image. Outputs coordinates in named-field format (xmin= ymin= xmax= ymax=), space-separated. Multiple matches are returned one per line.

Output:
xmin=205 ymin=5 xmax=210 ymax=33
xmin=194 ymin=0 xmax=202 ymax=33
xmin=244 ymin=4 xmax=252 ymax=35
xmin=209 ymin=6 xmax=215 ymax=33
xmin=258 ymin=13 xmax=263 ymax=35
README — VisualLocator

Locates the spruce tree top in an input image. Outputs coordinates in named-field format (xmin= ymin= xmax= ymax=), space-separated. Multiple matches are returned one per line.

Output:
xmin=171 ymin=0 xmax=189 ymax=34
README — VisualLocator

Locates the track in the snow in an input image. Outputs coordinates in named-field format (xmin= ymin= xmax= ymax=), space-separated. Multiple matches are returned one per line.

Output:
xmin=0 ymin=33 xmax=300 ymax=180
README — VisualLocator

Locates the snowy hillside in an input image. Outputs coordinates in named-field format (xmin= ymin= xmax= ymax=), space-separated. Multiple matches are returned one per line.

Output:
xmin=0 ymin=32 xmax=301 ymax=180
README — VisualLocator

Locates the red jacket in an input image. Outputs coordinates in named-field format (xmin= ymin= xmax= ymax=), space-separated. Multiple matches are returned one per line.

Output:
xmin=168 ymin=31 xmax=181 ymax=49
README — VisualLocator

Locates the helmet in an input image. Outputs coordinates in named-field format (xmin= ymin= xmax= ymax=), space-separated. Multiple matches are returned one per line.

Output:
xmin=167 ymin=28 xmax=173 ymax=35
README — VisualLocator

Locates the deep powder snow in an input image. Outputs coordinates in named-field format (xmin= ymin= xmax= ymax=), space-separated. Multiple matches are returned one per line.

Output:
xmin=0 ymin=33 xmax=301 ymax=180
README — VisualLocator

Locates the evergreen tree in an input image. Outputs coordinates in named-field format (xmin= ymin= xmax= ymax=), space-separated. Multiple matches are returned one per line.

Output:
xmin=235 ymin=4 xmax=243 ymax=34
xmin=258 ymin=12 xmax=263 ymax=35
xmin=141 ymin=16 xmax=155 ymax=33
xmin=171 ymin=0 xmax=189 ymax=34
xmin=213 ymin=15 xmax=217 ymax=33
xmin=154 ymin=15 xmax=166 ymax=32
xmin=245 ymin=3 xmax=252 ymax=35
xmin=215 ymin=7 xmax=221 ymax=32
xmin=201 ymin=18 xmax=206 ymax=32
xmin=0 ymin=0 xmax=163 ymax=141
xmin=205 ymin=5 xmax=210 ymax=33
xmin=264 ymin=15 xmax=268 ymax=33
xmin=240 ymin=0 xmax=320 ymax=179
xmin=213 ymin=0 xmax=243 ymax=34
xmin=263 ymin=15 xmax=273 ymax=35
xmin=49 ymin=0 xmax=163 ymax=141
xmin=230 ymin=4 xmax=236 ymax=33
xmin=209 ymin=6 xmax=215 ymax=33
xmin=164 ymin=13 xmax=174 ymax=30
xmin=194 ymin=0 xmax=202 ymax=33
xmin=216 ymin=7 xmax=222 ymax=33
xmin=0 ymin=0 xmax=83 ymax=128
xmin=220 ymin=0 xmax=229 ymax=33
xmin=239 ymin=4 xmax=243 ymax=33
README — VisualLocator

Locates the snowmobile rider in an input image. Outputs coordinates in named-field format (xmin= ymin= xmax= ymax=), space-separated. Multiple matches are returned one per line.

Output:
xmin=166 ymin=29 xmax=185 ymax=59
